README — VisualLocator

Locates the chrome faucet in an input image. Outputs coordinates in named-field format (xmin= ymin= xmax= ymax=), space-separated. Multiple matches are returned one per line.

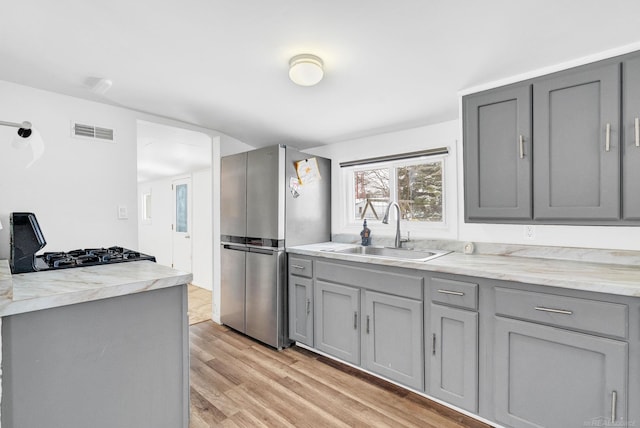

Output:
xmin=382 ymin=201 xmax=402 ymax=248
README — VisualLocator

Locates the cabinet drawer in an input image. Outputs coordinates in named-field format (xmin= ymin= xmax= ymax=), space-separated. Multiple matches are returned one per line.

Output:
xmin=289 ymin=257 xmax=312 ymax=278
xmin=430 ymin=277 xmax=478 ymax=310
xmin=316 ymin=261 xmax=422 ymax=300
xmin=495 ymin=287 xmax=628 ymax=339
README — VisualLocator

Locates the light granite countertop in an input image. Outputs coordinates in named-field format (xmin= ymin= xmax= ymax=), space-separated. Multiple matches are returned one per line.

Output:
xmin=287 ymin=242 xmax=640 ymax=297
xmin=0 ymin=259 xmax=192 ymax=317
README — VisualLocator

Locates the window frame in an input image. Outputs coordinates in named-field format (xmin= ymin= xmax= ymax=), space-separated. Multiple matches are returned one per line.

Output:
xmin=343 ymin=154 xmax=448 ymax=231
xmin=141 ymin=190 xmax=152 ymax=225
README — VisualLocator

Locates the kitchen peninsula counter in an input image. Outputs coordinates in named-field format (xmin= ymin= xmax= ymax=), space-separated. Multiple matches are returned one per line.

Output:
xmin=0 ymin=259 xmax=192 ymax=316
xmin=0 ymin=259 xmax=193 ymax=428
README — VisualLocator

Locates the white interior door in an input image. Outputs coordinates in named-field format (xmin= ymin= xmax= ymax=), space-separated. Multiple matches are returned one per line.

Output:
xmin=172 ymin=177 xmax=192 ymax=272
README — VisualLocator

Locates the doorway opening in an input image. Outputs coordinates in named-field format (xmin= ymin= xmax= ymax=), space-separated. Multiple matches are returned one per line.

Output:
xmin=136 ymin=120 xmax=213 ymax=323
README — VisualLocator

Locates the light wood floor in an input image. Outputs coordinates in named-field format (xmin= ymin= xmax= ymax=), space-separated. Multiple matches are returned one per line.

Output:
xmin=188 ymin=321 xmax=491 ymax=428
xmin=188 ymin=284 xmax=213 ymax=325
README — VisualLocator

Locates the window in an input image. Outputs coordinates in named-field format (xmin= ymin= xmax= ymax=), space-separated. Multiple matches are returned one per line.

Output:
xmin=141 ymin=191 xmax=152 ymax=224
xmin=349 ymin=157 xmax=444 ymax=225
xmin=175 ymin=183 xmax=188 ymax=233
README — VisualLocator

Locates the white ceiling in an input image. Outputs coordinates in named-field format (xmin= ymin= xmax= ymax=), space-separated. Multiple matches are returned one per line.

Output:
xmin=137 ymin=120 xmax=211 ymax=183
xmin=2 ymin=0 xmax=640 ymax=151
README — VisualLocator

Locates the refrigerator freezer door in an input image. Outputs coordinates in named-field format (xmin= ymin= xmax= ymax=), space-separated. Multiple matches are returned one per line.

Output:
xmin=221 ymin=152 xmax=247 ymax=238
xmin=220 ymin=245 xmax=247 ymax=333
xmin=245 ymin=248 xmax=286 ymax=348
xmin=285 ymin=149 xmax=332 ymax=247
xmin=247 ymin=146 xmax=284 ymax=241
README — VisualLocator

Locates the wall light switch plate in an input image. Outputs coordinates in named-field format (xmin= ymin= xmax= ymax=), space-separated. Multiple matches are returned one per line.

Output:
xmin=118 ymin=205 xmax=128 ymax=220
xmin=524 ymin=225 xmax=535 ymax=240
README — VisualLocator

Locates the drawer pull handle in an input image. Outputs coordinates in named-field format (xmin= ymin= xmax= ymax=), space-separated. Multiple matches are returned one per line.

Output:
xmin=534 ymin=306 xmax=573 ymax=315
xmin=605 ymin=123 xmax=611 ymax=152
xmin=437 ymin=289 xmax=465 ymax=296
xmin=636 ymin=118 xmax=639 ymax=147
xmin=519 ymin=135 xmax=525 ymax=159
xmin=291 ymin=265 xmax=305 ymax=270
xmin=611 ymin=390 xmax=617 ymax=423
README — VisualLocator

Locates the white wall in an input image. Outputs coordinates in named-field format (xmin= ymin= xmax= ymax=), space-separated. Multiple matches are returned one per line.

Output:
xmin=0 ymin=81 xmax=138 ymax=258
xmin=308 ymin=120 xmax=460 ymax=242
xmin=192 ymin=168 xmax=213 ymax=290
xmin=137 ymin=169 xmax=213 ymax=290
xmin=0 ymin=79 xmax=254 ymax=324
xmin=310 ymin=118 xmax=640 ymax=251
xmin=137 ymin=176 xmax=173 ymax=266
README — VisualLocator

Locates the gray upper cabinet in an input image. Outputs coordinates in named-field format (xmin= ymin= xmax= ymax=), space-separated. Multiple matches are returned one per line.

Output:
xmin=463 ymin=51 xmax=640 ymax=225
xmin=623 ymin=55 xmax=640 ymax=220
xmin=314 ymin=280 xmax=361 ymax=365
xmin=464 ymin=85 xmax=532 ymax=221
xmin=494 ymin=317 xmax=627 ymax=428
xmin=533 ymin=62 xmax=621 ymax=221
xmin=363 ymin=291 xmax=424 ymax=390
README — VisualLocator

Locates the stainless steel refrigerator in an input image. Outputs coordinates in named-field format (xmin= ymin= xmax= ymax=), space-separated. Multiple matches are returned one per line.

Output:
xmin=220 ymin=144 xmax=331 ymax=348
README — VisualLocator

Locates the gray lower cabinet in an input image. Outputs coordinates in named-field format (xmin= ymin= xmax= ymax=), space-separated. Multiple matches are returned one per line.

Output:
xmin=288 ymin=274 xmax=313 ymax=345
xmin=429 ymin=304 xmax=478 ymax=412
xmin=2 ymin=286 xmax=189 ymax=428
xmin=533 ymin=61 xmax=621 ymax=221
xmin=363 ymin=291 xmax=424 ymax=390
xmin=314 ymin=280 xmax=361 ymax=365
xmin=427 ymin=275 xmax=479 ymax=412
xmin=290 ymin=254 xmax=638 ymax=428
xmin=623 ymin=55 xmax=640 ymax=220
xmin=463 ymin=84 xmax=532 ymax=221
xmin=494 ymin=316 xmax=628 ymax=428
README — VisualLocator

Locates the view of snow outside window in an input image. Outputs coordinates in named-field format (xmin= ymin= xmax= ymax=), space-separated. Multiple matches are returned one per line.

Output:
xmin=351 ymin=158 xmax=443 ymax=224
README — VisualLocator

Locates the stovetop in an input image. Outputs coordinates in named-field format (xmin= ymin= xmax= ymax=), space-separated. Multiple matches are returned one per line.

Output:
xmin=33 ymin=246 xmax=156 ymax=271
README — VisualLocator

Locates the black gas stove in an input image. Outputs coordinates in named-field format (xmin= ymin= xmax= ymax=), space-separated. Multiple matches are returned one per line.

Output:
xmin=34 ymin=246 xmax=156 ymax=271
xmin=9 ymin=212 xmax=155 ymax=274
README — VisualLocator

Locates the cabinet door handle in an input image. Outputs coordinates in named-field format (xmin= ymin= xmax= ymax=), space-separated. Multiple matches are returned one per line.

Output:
xmin=534 ymin=306 xmax=573 ymax=315
xmin=605 ymin=123 xmax=611 ymax=152
xmin=353 ymin=312 xmax=358 ymax=329
xmin=635 ymin=117 xmax=639 ymax=147
xmin=611 ymin=390 xmax=617 ymax=423
xmin=366 ymin=315 xmax=370 ymax=334
xmin=306 ymin=298 xmax=311 ymax=315
xmin=290 ymin=264 xmax=305 ymax=270
xmin=519 ymin=135 xmax=525 ymax=159
xmin=432 ymin=333 xmax=436 ymax=356
xmin=437 ymin=289 xmax=465 ymax=296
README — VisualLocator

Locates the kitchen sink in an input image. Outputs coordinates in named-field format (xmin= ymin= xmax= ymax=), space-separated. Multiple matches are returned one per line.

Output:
xmin=326 ymin=246 xmax=450 ymax=262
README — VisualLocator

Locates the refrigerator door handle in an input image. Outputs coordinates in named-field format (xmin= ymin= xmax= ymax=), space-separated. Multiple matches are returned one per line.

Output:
xmin=249 ymin=247 xmax=276 ymax=256
xmin=223 ymin=244 xmax=248 ymax=252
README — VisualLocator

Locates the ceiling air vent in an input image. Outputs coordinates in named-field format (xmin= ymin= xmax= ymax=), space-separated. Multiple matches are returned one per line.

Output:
xmin=72 ymin=122 xmax=115 ymax=142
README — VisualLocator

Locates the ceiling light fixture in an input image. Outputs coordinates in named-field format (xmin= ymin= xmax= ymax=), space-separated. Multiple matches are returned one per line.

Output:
xmin=289 ymin=54 xmax=324 ymax=86
xmin=90 ymin=78 xmax=113 ymax=95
